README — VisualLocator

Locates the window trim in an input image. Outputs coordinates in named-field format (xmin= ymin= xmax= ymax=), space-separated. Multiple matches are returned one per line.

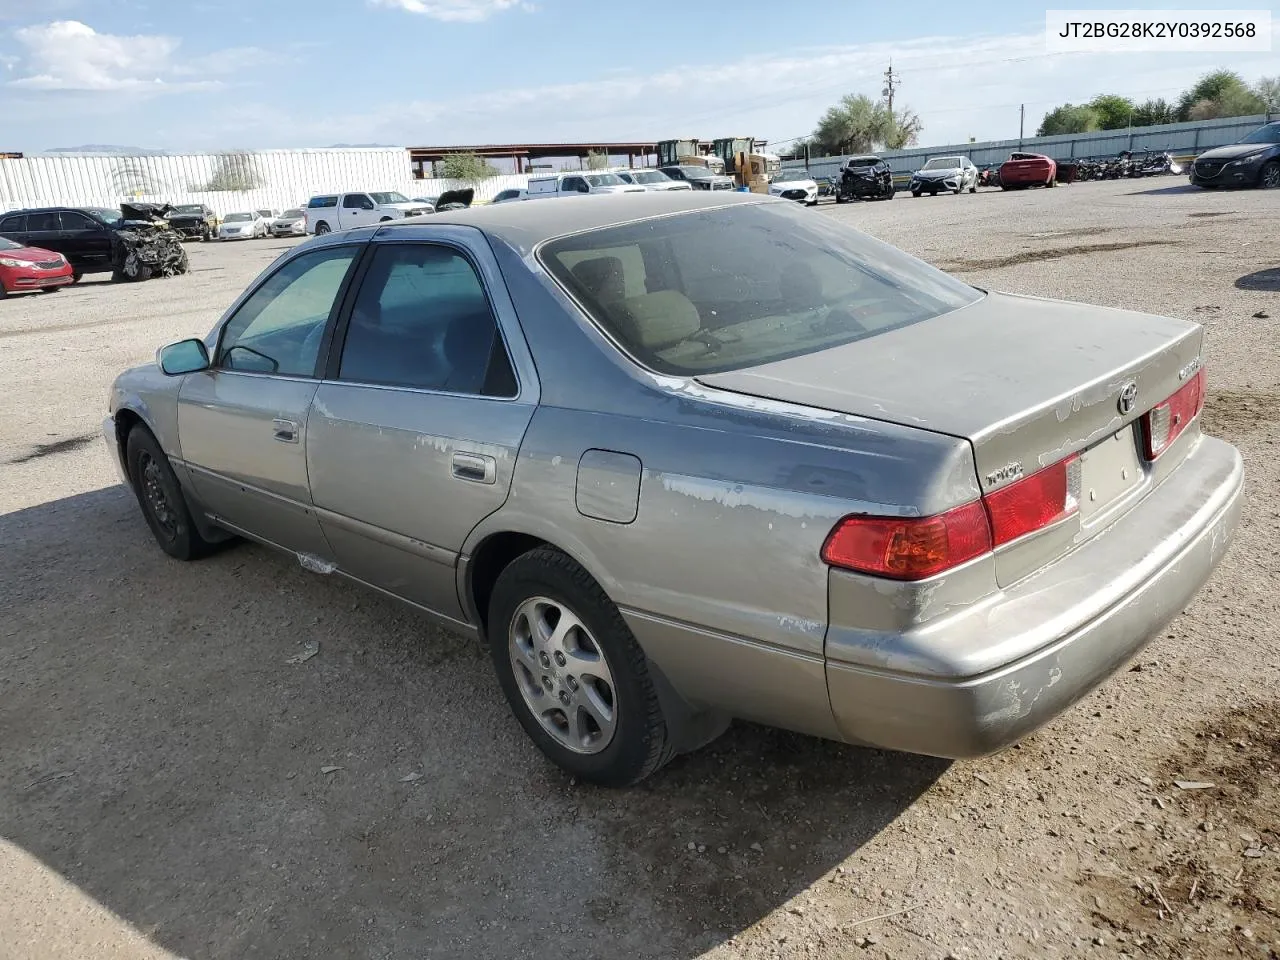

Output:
xmin=212 ymin=241 xmax=367 ymax=380
xmin=322 ymin=238 xmax=522 ymax=401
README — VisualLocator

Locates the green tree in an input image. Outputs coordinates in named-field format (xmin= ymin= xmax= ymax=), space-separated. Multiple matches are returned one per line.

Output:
xmin=585 ymin=150 xmax=609 ymax=170
xmin=1177 ymin=70 xmax=1265 ymax=121
xmin=1088 ymin=94 xmax=1135 ymax=129
xmin=1252 ymin=76 xmax=1279 ymax=112
xmin=1131 ymin=98 xmax=1175 ymax=126
xmin=882 ymin=109 xmax=923 ymax=149
xmin=813 ymin=93 xmax=882 ymax=155
xmin=437 ymin=151 xmax=498 ymax=181
xmin=812 ymin=94 xmax=923 ymax=155
xmin=1036 ymin=103 xmax=1099 ymax=136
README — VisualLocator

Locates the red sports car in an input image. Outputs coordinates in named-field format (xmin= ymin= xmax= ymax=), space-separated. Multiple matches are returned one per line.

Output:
xmin=999 ymin=152 xmax=1058 ymax=190
xmin=0 ymin=236 xmax=75 ymax=297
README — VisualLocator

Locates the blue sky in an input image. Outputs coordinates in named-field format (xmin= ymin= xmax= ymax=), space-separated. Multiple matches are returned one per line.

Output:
xmin=1 ymin=0 xmax=1276 ymax=152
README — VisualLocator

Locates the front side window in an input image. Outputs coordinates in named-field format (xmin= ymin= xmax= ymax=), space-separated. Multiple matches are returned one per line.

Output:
xmin=60 ymin=211 xmax=98 ymax=230
xmin=338 ymin=243 xmax=515 ymax=397
xmin=217 ymin=246 xmax=358 ymax=376
xmin=540 ymin=202 xmax=982 ymax=376
xmin=1240 ymin=123 xmax=1280 ymax=145
xmin=343 ymin=194 xmax=375 ymax=210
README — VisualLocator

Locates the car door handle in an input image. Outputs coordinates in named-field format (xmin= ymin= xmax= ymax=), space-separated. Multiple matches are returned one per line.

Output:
xmin=451 ymin=452 xmax=496 ymax=484
xmin=272 ymin=418 xmax=299 ymax=443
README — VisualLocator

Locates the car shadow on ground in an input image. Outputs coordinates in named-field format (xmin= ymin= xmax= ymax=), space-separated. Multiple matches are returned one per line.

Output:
xmin=1236 ymin=267 xmax=1280 ymax=292
xmin=0 ymin=484 xmax=948 ymax=960
xmin=1123 ymin=182 xmax=1206 ymax=196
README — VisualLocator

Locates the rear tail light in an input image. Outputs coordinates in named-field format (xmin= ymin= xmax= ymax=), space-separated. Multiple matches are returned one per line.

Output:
xmin=821 ymin=502 xmax=992 ymax=581
xmin=983 ymin=455 xmax=1080 ymax=547
xmin=822 ymin=455 xmax=1081 ymax=580
xmin=1142 ymin=368 xmax=1205 ymax=459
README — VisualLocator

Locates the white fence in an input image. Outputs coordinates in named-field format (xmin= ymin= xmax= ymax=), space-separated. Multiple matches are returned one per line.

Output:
xmin=0 ymin=147 xmax=533 ymax=214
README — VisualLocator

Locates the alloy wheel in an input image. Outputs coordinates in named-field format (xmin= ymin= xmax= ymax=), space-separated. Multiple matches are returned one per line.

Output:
xmin=508 ymin=596 xmax=617 ymax=755
xmin=1262 ymin=163 xmax=1280 ymax=189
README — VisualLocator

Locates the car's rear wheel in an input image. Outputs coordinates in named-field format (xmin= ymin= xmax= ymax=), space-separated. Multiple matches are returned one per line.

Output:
xmin=1260 ymin=161 xmax=1280 ymax=189
xmin=1046 ymin=177 xmax=1056 ymax=188
xmin=125 ymin=426 xmax=218 ymax=561
xmin=314 ymin=221 xmax=331 ymax=235
xmin=488 ymin=546 xmax=673 ymax=786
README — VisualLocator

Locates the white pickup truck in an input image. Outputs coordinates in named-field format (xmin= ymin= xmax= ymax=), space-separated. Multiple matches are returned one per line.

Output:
xmin=303 ymin=191 xmax=433 ymax=235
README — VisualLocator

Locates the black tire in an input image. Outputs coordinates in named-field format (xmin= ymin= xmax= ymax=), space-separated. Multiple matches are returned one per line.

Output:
xmin=314 ymin=221 xmax=331 ymax=235
xmin=39 ymin=286 xmax=61 ymax=294
xmin=969 ymin=184 xmax=977 ymax=194
xmin=912 ymin=190 xmax=921 ymax=197
xmin=1260 ymin=161 xmax=1280 ymax=189
xmin=378 ymin=216 xmax=393 ymax=222
xmin=835 ymin=194 xmax=846 ymax=204
xmin=124 ymin=426 xmax=217 ymax=561
xmin=952 ymin=186 xmax=962 ymax=195
xmin=71 ymin=271 xmax=82 ymax=283
xmin=1046 ymin=177 xmax=1056 ymax=188
xmin=488 ymin=546 xmax=673 ymax=787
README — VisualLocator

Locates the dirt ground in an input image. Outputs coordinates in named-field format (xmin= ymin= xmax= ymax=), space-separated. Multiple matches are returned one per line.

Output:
xmin=1 ymin=179 xmax=1277 ymax=960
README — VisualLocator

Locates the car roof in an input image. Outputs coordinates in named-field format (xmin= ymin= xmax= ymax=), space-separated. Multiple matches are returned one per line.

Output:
xmin=372 ymin=191 xmax=771 ymax=255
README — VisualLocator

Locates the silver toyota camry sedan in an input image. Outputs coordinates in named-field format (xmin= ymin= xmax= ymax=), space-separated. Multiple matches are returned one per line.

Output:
xmin=104 ymin=193 xmax=1243 ymax=786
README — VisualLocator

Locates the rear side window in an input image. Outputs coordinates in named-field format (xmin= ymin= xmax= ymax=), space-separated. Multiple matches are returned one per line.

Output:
xmin=309 ymin=196 xmax=338 ymax=209
xmin=0 ymin=214 xmax=26 ymax=232
xmin=337 ymin=243 xmax=515 ymax=397
xmin=540 ymin=202 xmax=982 ymax=376
xmin=26 ymin=212 xmax=61 ymax=231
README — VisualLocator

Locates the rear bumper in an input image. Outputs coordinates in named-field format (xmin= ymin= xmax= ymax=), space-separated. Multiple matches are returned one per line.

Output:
xmin=826 ymin=435 xmax=1243 ymax=758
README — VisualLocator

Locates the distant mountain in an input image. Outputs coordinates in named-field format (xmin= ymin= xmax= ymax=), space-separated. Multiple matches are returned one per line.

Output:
xmin=44 ymin=145 xmax=168 ymax=155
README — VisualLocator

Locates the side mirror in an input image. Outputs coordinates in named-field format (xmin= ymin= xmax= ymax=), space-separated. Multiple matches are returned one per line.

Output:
xmin=157 ymin=338 xmax=210 ymax=376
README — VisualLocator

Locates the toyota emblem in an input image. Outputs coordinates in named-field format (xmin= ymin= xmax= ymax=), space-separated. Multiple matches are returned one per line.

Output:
xmin=1117 ymin=381 xmax=1138 ymax=415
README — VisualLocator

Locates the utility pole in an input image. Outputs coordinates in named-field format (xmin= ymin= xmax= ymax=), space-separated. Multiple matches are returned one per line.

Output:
xmin=1019 ymin=104 xmax=1025 ymax=147
xmin=882 ymin=61 xmax=900 ymax=119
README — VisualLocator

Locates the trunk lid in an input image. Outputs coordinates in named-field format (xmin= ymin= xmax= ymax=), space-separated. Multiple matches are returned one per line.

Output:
xmin=697 ymin=291 xmax=1204 ymax=583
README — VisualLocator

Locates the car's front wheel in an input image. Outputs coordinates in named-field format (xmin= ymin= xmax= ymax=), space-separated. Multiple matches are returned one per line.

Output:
xmin=125 ymin=426 xmax=218 ymax=561
xmin=488 ymin=547 xmax=674 ymax=786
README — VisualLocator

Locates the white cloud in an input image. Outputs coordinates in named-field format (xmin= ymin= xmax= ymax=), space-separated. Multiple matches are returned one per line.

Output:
xmin=371 ymin=0 xmax=524 ymax=23
xmin=6 ymin=20 xmax=262 ymax=92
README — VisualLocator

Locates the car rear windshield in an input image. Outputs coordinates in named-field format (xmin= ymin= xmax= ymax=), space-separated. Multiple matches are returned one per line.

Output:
xmin=309 ymin=196 xmax=338 ymax=208
xmin=539 ymin=202 xmax=982 ymax=376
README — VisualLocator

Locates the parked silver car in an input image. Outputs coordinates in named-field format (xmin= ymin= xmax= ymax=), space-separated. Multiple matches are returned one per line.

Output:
xmin=910 ymin=156 xmax=979 ymax=196
xmin=104 ymin=193 xmax=1243 ymax=786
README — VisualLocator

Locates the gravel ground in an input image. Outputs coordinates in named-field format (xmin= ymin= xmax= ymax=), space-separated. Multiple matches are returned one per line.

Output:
xmin=1 ymin=180 xmax=1277 ymax=960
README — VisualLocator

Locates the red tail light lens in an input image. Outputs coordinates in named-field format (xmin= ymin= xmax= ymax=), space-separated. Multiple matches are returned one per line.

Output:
xmin=821 ymin=501 xmax=992 ymax=581
xmin=1142 ymin=368 xmax=1205 ymax=459
xmin=983 ymin=455 xmax=1080 ymax=547
xmin=822 ymin=454 xmax=1083 ymax=579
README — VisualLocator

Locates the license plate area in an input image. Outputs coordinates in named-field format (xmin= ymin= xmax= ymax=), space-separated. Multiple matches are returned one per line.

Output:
xmin=1079 ymin=426 xmax=1144 ymax=524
